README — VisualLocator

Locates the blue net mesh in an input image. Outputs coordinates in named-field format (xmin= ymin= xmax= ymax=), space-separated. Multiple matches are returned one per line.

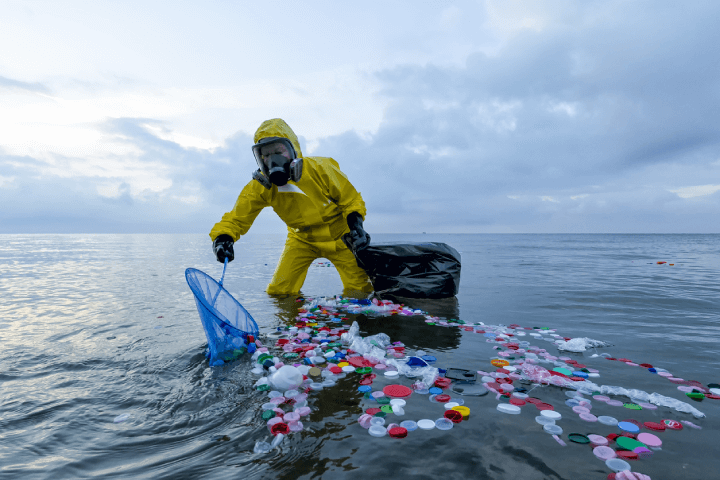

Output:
xmin=185 ymin=267 xmax=259 ymax=366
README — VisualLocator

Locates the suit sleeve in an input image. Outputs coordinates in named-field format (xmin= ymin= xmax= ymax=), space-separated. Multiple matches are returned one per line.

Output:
xmin=320 ymin=158 xmax=367 ymax=221
xmin=209 ymin=181 xmax=270 ymax=241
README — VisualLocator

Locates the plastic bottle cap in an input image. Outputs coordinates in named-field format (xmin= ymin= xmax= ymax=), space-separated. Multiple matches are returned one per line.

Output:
xmin=417 ymin=419 xmax=436 ymax=430
xmin=271 ymin=422 xmax=290 ymax=435
xmin=616 ymin=436 xmax=645 ymax=450
xmin=543 ymin=424 xmax=563 ymax=434
xmin=381 ymin=405 xmax=394 ymax=414
xmin=368 ymin=425 xmax=387 ymax=437
xmin=497 ymin=404 xmax=521 ymax=414
xmin=593 ymin=446 xmax=616 ymax=460
xmin=540 ymin=410 xmax=561 ymax=420
xmin=535 ymin=415 xmax=555 ymax=426
xmin=358 ymin=386 xmax=371 ymax=393
xmin=579 ymin=413 xmax=598 ymax=422
xmin=444 ymin=409 xmax=463 ymax=423
xmin=572 ymin=406 xmax=590 ymax=414
xmin=588 ymin=434 xmax=608 ymax=446
xmin=370 ymin=416 xmax=386 ymax=426
xmin=568 ymin=433 xmax=590 ymax=444
xmin=452 ymin=406 xmax=471 ymax=419
xmin=444 ymin=402 xmax=461 ymax=409
xmin=618 ymin=421 xmax=640 ymax=433
xmin=390 ymin=399 xmax=407 ymax=407
xmin=400 ymin=420 xmax=418 ymax=431
xmin=342 ymin=366 xmax=356 ymax=373
xmin=662 ymin=419 xmax=683 ymax=430
xmin=606 ymin=400 xmax=624 ymax=407
xmin=383 ymin=385 xmax=413 ymax=398
xmin=605 ymin=458 xmax=630 ymax=473
xmin=435 ymin=394 xmax=452 ymax=403
xmin=616 ymin=450 xmax=638 ymax=461
xmin=388 ymin=426 xmax=408 ymax=438
xmin=598 ymin=416 xmax=618 ymax=426
xmin=384 ymin=371 xmax=399 ymax=377
xmin=643 ymin=421 xmax=665 ymax=431
xmin=435 ymin=418 xmax=454 ymax=430
xmin=637 ymin=432 xmax=662 ymax=447
xmin=634 ymin=447 xmax=653 ymax=459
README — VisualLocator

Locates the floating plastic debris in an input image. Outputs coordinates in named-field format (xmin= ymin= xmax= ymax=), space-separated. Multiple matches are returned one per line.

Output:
xmin=113 ymin=413 xmax=130 ymax=423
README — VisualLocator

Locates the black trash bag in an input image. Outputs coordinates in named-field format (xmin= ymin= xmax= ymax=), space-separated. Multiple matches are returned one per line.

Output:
xmin=348 ymin=241 xmax=461 ymax=298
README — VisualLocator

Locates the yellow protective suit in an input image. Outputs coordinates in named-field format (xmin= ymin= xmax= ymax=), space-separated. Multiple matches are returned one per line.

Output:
xmin=209 ymin=118 xmax=373 ymax=295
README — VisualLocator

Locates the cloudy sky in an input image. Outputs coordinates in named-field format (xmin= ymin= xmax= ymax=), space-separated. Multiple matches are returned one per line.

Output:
xmin=2 ymin=0 xmax=719 ymax=234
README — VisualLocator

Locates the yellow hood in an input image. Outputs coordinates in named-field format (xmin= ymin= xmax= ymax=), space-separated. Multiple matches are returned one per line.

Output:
xmin=254 ymin=118 xmax=303 ymax=159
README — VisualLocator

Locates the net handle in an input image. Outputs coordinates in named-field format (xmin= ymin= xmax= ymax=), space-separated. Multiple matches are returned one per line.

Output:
xmin=211 ymin=257 xmax=229 ymax=307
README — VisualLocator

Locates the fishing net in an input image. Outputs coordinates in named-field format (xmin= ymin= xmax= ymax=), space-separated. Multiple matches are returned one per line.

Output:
xmin=185 ymin=264 xmax=259 ymax=366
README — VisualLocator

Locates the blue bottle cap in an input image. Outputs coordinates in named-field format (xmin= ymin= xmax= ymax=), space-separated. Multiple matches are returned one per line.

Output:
xmin=429 ymin=387 xmax=443 ymax=395
xmin=400 ymin=420 xmax=418 ymax=431
xmin=617 ymin=421 xmax=640 ymax=433
xmin=358 ymin=386 xmax=372 ymax=393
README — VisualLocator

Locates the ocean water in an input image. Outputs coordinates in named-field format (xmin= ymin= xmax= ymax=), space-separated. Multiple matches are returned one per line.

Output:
xmin=1 ymin=233 xmax=719 ymax=479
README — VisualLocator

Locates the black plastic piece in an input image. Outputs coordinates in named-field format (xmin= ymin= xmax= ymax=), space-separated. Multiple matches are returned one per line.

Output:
xmin=445 ymin=368 xmax=477 ymax=383
xmin=351 ymin=242 xmax=461 ymax=298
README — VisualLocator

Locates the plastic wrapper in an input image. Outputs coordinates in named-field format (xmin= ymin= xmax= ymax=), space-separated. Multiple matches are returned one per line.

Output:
xmin=351 ymin=242 xmax=461 ymax=298
xmin=519 ymin=363 xmax=575 ymax=388
xmin=556 ymin=337 xmax=612 ymax=352
xmin=384 ymin=357 xmax=438 ymax=387
xmin=578 ymin=380 xmax=706 ymax=418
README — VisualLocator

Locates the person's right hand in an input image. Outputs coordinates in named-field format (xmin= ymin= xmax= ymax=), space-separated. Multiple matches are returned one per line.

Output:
xmin=213 ymin=234 xmax=235 ymax=263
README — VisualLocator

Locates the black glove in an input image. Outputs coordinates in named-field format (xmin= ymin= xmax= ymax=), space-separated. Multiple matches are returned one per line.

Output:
xmin=343 ymin=212 xmax=371 ymax=251
xmin=213 ymin=234 xmax=235 ymax=263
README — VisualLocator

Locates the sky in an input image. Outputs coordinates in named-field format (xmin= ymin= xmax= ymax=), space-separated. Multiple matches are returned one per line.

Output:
xmin=1 ymin=0 xmax=719 ymax=234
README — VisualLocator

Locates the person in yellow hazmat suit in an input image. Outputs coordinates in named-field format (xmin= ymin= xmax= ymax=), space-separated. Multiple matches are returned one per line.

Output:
xmin=209 ymin=118 xmax=374 ymax=295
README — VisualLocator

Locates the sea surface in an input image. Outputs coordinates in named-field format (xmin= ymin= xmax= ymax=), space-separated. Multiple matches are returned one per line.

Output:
xmin=1 ymin=233 xmax=719 ymax=479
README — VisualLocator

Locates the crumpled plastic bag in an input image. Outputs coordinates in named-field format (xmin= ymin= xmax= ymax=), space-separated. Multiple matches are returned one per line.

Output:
xmin=519 ymin=363 xmax=575 ymax=388
xmin=556 ymin=337 xmax=612 ymax=352
xmin=384 ymin=357 xmax=438 ymax=387
xmin=579 ymin=380 xmax=706 ymax=418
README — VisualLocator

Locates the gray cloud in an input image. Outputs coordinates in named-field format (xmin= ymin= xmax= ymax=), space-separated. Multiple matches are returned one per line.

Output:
xmin=1 ymin=1 xmax=719 ymax=234
xmin=312 ymin=1 xmax=720 ymax=233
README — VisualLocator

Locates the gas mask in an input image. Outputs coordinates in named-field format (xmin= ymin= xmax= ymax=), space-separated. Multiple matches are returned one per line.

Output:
xmin=251 ymin=137 xmax=303 ymax=188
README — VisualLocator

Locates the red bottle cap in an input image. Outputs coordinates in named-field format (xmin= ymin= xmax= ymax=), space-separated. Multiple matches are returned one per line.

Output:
xmin=616 ymin=450 xmax=638 ymax=461
xmin=271 ymin=422 xmax=290 ymax=435
xmin=643 ymin=421 xmax=666 ymax=431
xmin=383 ymin=384 xmax=413 ymax=398
xmin=444 ymin=409 xmax=463 ymax=423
